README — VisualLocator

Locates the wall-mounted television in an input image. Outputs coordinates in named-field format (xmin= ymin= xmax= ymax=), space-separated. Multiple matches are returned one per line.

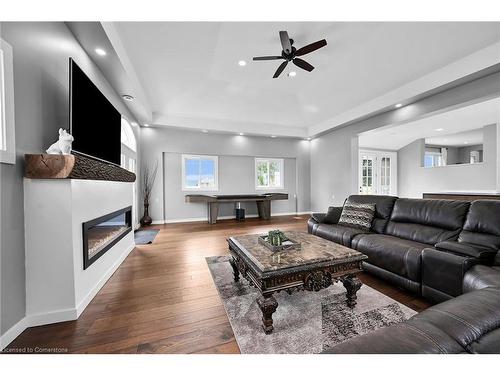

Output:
xmin=69 ymin=58 xmax=121 ymax=166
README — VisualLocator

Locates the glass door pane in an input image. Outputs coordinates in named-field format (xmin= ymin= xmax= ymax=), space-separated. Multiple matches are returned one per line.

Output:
xmin=360 ymin=154 xmax=376 ymax=194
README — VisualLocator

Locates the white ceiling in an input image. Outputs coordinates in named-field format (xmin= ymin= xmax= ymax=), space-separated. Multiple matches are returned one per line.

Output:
xmin=426 ymin=129 xmax=484 ymax=147
xmin=358 ymin=97 xmax=500 ymax=150
xmin=86 ymin=22 xmax=500 ymax=137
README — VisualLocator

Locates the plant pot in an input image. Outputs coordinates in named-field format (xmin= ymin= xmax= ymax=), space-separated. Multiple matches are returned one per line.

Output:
xmin=140 ymin=202 xmax=153 ymax=226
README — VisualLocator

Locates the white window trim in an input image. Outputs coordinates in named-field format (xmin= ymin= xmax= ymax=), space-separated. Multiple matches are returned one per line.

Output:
xmin=255 ymin=157 xmax=285 ymax=191
xmin=0 ymin=38 xmax=15 ymax=164
xmin=181 ymin=154 xmax=219 ymax=192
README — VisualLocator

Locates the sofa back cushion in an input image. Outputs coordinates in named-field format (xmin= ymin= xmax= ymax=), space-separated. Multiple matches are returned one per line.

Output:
xmin=385 ymin=198 xmax=470 ymax=245
xmin=459 ymin=200 xmax=500 ymax=264
xmin=347 ymin=195 xmax=398 ymax=233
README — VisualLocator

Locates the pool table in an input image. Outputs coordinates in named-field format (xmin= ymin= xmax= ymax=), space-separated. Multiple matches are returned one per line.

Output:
xmin=185 ymin=193 xmax=289 ymax=224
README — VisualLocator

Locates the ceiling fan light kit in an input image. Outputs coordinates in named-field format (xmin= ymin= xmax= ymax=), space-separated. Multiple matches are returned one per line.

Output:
xmin=253 ymin=31 xmax=327 ymax=78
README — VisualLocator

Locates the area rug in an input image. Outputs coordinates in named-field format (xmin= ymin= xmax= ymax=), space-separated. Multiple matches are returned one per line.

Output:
xmin=206 ymin=255 xmax=416 ymax=354
xmin=134 ymin=229 xmax=160 ymax=245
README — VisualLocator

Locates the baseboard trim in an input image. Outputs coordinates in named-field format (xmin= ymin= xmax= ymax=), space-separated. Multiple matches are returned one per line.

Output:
xmin=76 ymin=242 xmax=135 ymax=317
xmin=0 ymin=242 xmax=136 ymax=351
xmin=155 ymin=211 xmax=312 ymax=224
xmin=0 ymin=317 xmax=29 ymax=351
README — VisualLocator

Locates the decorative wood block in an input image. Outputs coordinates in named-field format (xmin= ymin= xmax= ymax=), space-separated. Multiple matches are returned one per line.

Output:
xmin=25 ymin=154 xmax=136 ymax=182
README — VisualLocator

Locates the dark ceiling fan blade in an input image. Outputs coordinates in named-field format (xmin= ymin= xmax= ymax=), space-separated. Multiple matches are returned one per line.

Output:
xmin=273 ymin=60 xmax=288 ymax=78
xmin=293 ymin=58 xmax=314 ymax=72
xmin=253 ymin=56 xmax=285 ymax=61
xmin=279 ymin=31 xmax=292 ymax=55
xmin=295 ymin=39 xmax=327 ymax=56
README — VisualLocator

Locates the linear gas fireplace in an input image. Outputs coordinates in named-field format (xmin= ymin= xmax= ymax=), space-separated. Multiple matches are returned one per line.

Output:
xmin=83 ymin=206 xmax=132 ymax=269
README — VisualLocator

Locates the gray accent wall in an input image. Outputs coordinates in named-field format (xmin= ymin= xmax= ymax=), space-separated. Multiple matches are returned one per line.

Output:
xmin=139 ymin=128 xmax=311 ymax=222
xmin=0 ymin=22 xmax=138 ymax=337
xmin=398 ymin=125 xmax=497 ymax=198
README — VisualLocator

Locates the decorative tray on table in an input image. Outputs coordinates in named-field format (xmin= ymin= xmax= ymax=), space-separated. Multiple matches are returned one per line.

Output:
xmin=258 ymin=230 xmax=301 ymax=252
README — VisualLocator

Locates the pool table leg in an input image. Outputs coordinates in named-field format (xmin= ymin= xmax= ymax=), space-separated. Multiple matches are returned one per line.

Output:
xmin=256 ymin=200 xmax=271 ymax=220
xmin=208 ymin=202 xmax=219 ymax=224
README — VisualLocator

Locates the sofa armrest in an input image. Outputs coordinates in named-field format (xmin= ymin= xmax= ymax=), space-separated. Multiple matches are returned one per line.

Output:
xmin=422 ymin=248 xmax=479 ymax=300
xmin=310 ymin=213 xmax=326 ymax=223
xmin=435 ymin=241 xmax=497 ymax=262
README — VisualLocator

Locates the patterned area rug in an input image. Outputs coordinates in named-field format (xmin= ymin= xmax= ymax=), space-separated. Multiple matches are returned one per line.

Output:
xmin=134 ymin=229 xmax=160 ymax=245
xmin=206 ymin=255 xmax=416 ymax=354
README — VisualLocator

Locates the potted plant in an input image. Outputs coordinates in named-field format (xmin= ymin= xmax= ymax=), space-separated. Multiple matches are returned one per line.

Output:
xmin=140 ymin=161 xmax=158 ymax=226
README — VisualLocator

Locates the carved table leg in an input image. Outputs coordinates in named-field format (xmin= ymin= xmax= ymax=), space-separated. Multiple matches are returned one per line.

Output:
xmin=257 ymin=294 xmax=278 ymax=334
xmin=229 ymin=257 xmax=240 ymax=282
xmin=343 ymin=276 xmax=362 ymax=308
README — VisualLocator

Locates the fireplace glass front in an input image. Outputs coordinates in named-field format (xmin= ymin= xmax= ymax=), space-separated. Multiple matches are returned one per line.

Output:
xmin=83 ymin=206 xmax=132 ymax=269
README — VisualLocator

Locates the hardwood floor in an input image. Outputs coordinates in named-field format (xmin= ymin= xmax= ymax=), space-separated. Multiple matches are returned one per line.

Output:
xmin=6 ymin=215 xmax=430 ymax=354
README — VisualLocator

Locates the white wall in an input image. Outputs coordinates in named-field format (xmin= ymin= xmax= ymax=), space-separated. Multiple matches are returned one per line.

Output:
xmin=139 ymin=128 xmax=311 ymax=223
xmin=397 ymin=124 xmax=497 ymax=198
xmin=0 ymin=22 xmax=139 ymax=341
xmin=163 ymin=153 xmax=298 ymax=221
xmin=310 ymin=71 xmax=500 ymax=211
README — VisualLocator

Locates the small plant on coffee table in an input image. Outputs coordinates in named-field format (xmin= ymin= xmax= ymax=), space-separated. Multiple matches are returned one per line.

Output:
xmin=267 ymin=230 xmax=287 ymax=246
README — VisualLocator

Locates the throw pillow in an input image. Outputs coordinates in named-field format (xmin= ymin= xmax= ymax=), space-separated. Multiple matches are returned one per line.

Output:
xmin=338 ymin=201 xmax=376 ymax=230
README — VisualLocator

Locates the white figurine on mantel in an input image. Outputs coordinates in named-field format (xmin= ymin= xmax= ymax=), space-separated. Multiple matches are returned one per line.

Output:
xmin=46 ymin=128 xmax=74 ymax=155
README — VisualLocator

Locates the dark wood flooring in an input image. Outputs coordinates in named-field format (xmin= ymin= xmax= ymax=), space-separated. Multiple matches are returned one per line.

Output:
xmin=6 ymin=215 xmax=430 ymax=353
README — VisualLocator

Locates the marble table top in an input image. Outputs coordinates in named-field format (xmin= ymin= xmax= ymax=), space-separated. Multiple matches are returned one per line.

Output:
xmin=228 ymin=231 xmax=366 ymax=274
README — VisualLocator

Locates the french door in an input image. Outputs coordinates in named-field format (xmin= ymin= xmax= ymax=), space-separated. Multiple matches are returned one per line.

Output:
xmin=359 ymin=150 xmax=397 ymax=196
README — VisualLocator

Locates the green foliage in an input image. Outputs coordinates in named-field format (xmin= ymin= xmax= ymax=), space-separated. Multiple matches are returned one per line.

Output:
xmin=267 ymin=230 xmax=287 ymax=246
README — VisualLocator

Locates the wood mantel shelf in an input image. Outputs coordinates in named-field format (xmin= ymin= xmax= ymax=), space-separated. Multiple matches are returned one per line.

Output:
xmin=25 ymin=154 xmax=136 ymax=182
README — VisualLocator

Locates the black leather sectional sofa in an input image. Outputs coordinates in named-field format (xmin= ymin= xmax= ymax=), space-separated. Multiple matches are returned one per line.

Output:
xmin=308 ymin=195 xmax=500 ymax=353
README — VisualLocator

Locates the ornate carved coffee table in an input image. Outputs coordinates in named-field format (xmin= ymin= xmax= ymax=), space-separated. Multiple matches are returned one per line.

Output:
xmin=227 ymin=231 xmax=368 ymax=334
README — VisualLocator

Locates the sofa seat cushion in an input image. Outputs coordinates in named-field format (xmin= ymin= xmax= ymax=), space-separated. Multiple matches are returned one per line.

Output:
xmin=323 ymin=320 xmax=464 ymax=354
xmin=324 ymin=287 xmax=500 ymax=354
xmin=313 ymin=224 xmax=368 ymax=247
xmin=469 ymin=328 xmax=500 ymax=354
xmin=352 ymin=234 xmax=427 ymax=282
xmin=463 ymin=265 xmax=500 ymax=293
xmin=411 ymin=287 xmax=500 ymax=349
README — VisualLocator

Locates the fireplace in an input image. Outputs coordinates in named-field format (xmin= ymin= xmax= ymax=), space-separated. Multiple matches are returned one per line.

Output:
xmin=83 ymin=206 xmax=132 ymax=269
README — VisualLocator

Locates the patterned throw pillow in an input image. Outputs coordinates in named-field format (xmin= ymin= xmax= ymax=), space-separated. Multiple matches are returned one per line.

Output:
xmin=338 ymin=201 xmax=376 ymax=230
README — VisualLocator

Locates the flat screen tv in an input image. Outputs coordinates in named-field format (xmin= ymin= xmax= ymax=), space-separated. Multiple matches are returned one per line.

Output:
xmin=70 ymin=58 xmax=121 ymax=165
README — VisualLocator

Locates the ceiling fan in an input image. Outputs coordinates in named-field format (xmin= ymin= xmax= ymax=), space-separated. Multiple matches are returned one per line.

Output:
xmin=253 ymin=31 xmax=327 ymax=78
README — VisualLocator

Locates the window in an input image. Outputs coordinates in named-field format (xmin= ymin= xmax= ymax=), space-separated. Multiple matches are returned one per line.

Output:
xmin=121 ymin=118 xmax=137 ymax=152
xmin=424 ymin=152 xmax=443 ymax=167
xmin=182 ymin=154 xmax=218 ymax=191
xmin=128 ymin=158 xmax=136 ymax=173
xmin=0 ymin=38 xmax=15 ymax=164
xmin=120 ymin=154 xmax=126 ymax=168
xmin=255 ymin=158 xmax=284 ymax=190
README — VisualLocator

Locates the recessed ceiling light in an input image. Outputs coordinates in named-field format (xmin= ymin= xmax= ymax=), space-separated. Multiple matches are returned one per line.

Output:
xmin=122 ymin=94 xmax=134 ymax=101
xmin=306 ymin=137 xmax=312 ymax=141
xmin=143 ymin=123 xmax=149 ymax=127
xmin=131 ymin=122 xmax=138 ymax=127
xmin=95 ymin=48 xmax=106 ymax=56
xmin=239 ymin=132 xmax=245 ymax=136
xmin=395 ymin=103 xmax=403 ymax=108
xmin=238 ymin=60 xmax=247 ymax=67
xmin=435 ymin=128 xmax=444 ymax=132
xmin=464 ymin=141 xmax=469 ymax=144
xmin=270 ymin=135 xmax=277 ymax=138
xmin=288 ymin=71 xmax=297 ymax=77
xmin=202 ymin=129 xmax=209 ymax=133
